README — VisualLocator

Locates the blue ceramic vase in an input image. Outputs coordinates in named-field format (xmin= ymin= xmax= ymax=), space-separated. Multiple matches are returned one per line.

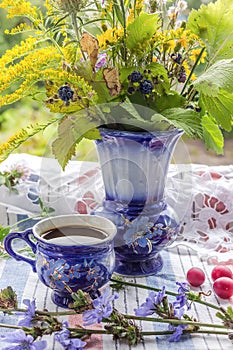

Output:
xmin=93 ymin=128 xmax=183 ymax=276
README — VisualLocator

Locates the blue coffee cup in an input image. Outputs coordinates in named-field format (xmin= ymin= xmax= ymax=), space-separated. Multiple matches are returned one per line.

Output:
xmin=4 ymin=214 xmax=117 ymax=308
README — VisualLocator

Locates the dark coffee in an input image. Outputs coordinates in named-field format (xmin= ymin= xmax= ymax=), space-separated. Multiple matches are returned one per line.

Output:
xmin=40 ymin=225 xmax=108 ymax=245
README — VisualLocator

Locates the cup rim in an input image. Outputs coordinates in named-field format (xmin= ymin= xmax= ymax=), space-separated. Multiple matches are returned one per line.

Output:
xmin=33 ymin=214 xmax=117 ymax=246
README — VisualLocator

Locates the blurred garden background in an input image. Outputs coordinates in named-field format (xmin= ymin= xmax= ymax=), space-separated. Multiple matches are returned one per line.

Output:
xmin=1 ymin=0 xmax=232 ymax=166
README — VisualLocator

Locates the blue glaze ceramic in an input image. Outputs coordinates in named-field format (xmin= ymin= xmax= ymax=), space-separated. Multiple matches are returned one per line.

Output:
xmin=93 ymin=128 xmax=183 ymax=276
xmin=4 ymin=215 xmax=117 ymax=308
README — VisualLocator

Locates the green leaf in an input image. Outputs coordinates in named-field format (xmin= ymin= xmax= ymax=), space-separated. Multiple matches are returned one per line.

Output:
xmin=154 ymin=91 xmax=186 ymax=112
xmin=113 ymin=0 xmax=124 ymax=27
xmin=161 ymin=108 xmax=203 ymax=138
xmin=118 ymin=117 xmax=173 ymax=132
xmin=201 ymin=114 xmax=224 ymax=154
xmin=194 ymin=58 xmax=233 ymax=131
xmin=193 ymin=59 xmax=233 ymax=96
xmin=227 ymin=306 xmax=233 ymax=318
xmin=0 ymin=226 xmax=10 ymax=241
xmin=126 ymin=12 xmax=159 ymax=50
xmin=187 ymin=0 xmax=233 ymax=63
xmin=200 ymin=90 xmax=233 ymax=131
xmin=119 ymin=100 xmax=145 ymax=121
xmin=52 ymin=112 xmax=101 ymax=169
xmin=147 ymin=62 xmax=170 ymax=93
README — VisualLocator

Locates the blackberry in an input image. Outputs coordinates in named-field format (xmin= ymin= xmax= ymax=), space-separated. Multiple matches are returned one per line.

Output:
xmin=186 ymin=105 xmax=194 ymax=109
xmin=129 ymin=71 xmax=143 ymax=83
xmin=178 ymin=66 xmax=186 ymax=83
xmin=58 ymin=84 xmax=74 ymax=102
xmin=139 ymin=80 xmax=154 ymax=94
xmin=171 ymin=53 xmax=183 ymax=64
xmin=127 ymin=86 xmax=135 ymax=94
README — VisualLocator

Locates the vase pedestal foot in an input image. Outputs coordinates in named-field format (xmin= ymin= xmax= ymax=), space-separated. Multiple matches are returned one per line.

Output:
xmin=114 ymin=253 xmax=163 ymax=277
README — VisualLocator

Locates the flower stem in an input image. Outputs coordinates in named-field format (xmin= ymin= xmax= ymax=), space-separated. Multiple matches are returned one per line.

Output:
xmin=123 ymin=314 xmax=227 ymax=329
xmin=0 ymin=323 xmax=229 ymax=339
xmin=110 ymin=277 xmax=220 ymax=311
xmin=0 ymin=307 xmax=77 ymax=317
xmin=181 ymin=46 xmax=205 ymax=96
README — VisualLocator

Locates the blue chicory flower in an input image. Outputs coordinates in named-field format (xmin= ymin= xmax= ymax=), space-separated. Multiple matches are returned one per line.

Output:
xmin=173 ymin=293 xmax=190 ymax=310
xmin=54 ymin=321 xmax=86 ymax=350
xmin=82 ymin=287 xmax=119 ymax=326
xmin=0 ymin=329 xmax=47 ymax=350
xmin=173 ymin=282 xmax=191 ymax=311
xmin=176 ymin=282 xmax=190 ymax=294
xmin=168 ymin=323 xmax=188 ymax=342
xmin=134 ymin=287 xmax=166 ymax=316
xmin=17 ymin=299 xmax=36 ymax=327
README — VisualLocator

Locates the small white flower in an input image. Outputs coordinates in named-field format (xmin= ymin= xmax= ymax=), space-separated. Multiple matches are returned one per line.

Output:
xmin=177 ymin=0 xmax=188 ymax=12
xmin=167 ymin=5 xmax=177 ymax=19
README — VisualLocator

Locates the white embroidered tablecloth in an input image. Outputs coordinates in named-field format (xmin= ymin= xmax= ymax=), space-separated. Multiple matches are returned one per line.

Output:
xmin=0 ymin=153 xmax=233 ymax=350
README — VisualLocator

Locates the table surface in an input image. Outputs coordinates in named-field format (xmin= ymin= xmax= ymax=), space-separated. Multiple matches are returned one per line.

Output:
xmin=0 ymin=154 xmax=233 ymax=350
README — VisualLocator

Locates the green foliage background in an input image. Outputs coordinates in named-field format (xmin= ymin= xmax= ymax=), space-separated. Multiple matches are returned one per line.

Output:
xmin=0 ymin=0 xmax=230 ymax=163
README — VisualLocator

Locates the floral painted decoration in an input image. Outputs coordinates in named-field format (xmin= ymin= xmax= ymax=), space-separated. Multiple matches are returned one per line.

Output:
xmin=41 ymin=257 xmax=108 ymax=293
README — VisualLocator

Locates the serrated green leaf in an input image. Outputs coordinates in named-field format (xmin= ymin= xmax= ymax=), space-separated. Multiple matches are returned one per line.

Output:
xmin=187 ymin=0 xmax=233 ymax=63
xmin=119 ymin=100 xmax=145 ymax=121
xmin=154 ymin=91 xmax=186 ymax=112
xmin=201 ymin=114 xmax=224 ymax=154
xmin=161 ymin=108 xmax=203 ymax=138
xmin=119 ymin=117 xmax=172 ymax=132
xmin=126 ymin=12 xmax=159 ymax=50
xmin=200 ymin=90 xmax=233 ymax=131
xmin=193 ymin=59 xmax=233 ymax=97
xmin=194 ymin=59 xmax=233 ymax=131
xmin=52 ymin=113 xmax=100 ymax=169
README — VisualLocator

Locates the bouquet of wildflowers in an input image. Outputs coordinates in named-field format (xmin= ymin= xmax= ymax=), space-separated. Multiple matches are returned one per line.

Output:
xmin=0 ymin=0 xmax=233 ymax=168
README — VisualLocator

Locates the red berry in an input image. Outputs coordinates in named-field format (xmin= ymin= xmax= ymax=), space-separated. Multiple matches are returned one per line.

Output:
xmin=213 ymin=277 xmax=233 ymax=299
xmin=186 ymin=267 xmax=205 ymax=287
xmin=211 ymin=266 xmax=233 ymax=281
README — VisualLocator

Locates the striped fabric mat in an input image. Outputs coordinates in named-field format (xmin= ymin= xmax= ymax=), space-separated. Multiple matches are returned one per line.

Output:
xmin=0 ymin=154 xmax=233 ymax=349
xmin=0 ymin=224 xmax=232 ymax=349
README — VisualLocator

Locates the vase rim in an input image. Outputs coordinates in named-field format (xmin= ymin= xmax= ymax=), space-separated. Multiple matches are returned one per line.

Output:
xmin=98 ymin=126 xmax=184 ymax=137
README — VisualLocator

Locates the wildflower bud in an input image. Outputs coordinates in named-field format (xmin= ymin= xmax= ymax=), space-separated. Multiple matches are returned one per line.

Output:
xmin=53 ymin=0 xmax=88 ymax=14
xmin=127 ymin=87 xmax=135 ymax=94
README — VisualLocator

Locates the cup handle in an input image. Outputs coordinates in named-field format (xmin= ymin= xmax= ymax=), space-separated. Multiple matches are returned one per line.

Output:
xmin=4 ymin=228 xmax=37 ymax=272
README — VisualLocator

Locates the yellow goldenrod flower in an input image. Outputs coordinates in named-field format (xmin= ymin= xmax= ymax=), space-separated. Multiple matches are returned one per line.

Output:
xmin=190 ymin=48 xmax=207 ymax=64
xmin=0 ymin=0 xmax=38 ymax=19
xmin=97 ymin=28 xmax=124 ymax=50
xmin=5 ymin=22 xmax=32 ymax=35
